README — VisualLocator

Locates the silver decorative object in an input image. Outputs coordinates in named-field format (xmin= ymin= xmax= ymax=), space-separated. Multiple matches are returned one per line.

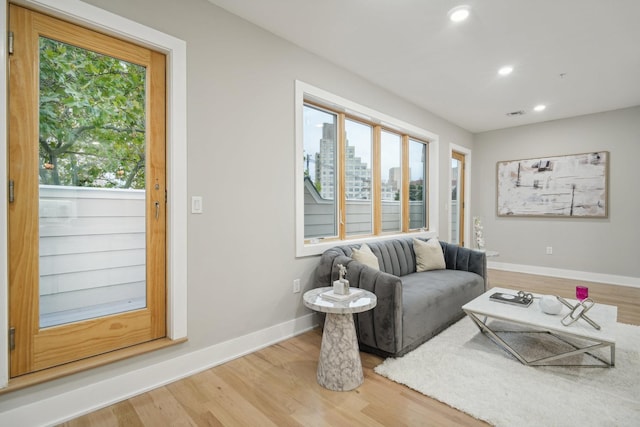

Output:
xmin=333 ymin=264 xmax=350 ymax=295
xmin=517 ymin=290 xmax=534 ymax=303
xmin=557 ymin=296 xmax=601 ymax=330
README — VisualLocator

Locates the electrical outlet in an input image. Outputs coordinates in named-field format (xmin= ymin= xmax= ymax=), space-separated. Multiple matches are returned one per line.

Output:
xmin=546 ymin=246 xmax=553 ymax=255
xmin=293 ymin=278 xmax=301 ymax=293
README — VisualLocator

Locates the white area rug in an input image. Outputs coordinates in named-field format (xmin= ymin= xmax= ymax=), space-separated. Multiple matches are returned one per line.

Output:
xmin=374 ymin=317 xmax=640 ymax=427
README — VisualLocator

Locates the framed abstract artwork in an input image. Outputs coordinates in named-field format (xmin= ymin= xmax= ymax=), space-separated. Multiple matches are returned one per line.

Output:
xmin=496 ymin=151 xmax=608 ymax=217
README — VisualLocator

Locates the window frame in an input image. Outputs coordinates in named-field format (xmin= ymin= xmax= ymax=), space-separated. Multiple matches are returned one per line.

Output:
xmin=295 ymin=81 xmax=439 ymax=257
xmin=378 ymin=128 xmax=403 ymax=235
xmin=342 ymin=116 xmax=374 ymax=238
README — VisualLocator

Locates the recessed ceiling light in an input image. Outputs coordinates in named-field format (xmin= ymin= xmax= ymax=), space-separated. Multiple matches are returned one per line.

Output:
xmin=498 ymin=66 xmax=514 ymax=76
xmin=534 ymin=104 xmax=547 ymax=112
xmin=448 ymin=5 xmax=470 ymax=22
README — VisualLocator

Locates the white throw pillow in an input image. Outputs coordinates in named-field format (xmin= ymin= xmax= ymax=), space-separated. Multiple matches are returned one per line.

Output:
xmin=351 ymin=243 xmax=380 ymax=270
xmin=413 ymin=238 xmax=446 ymax=272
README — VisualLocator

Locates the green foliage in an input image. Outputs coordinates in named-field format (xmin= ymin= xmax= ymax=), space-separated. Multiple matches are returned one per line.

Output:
xmin=394 ymin=183 xmax=424 ymax=201
xmin=38 ymin=37 xmax=147 ymax=188
xmin=409 ymin=182 xmax=424 ymax=201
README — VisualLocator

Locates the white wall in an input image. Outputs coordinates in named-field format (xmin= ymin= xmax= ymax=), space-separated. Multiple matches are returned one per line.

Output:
xmin=473 ymin=106 xmax=640 ymax=280
xmin=0 ymin=0 xmax=472 ymax=422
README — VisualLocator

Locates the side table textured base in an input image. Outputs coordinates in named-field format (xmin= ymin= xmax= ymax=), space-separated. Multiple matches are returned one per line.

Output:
xmin=317 ymin=313 xmax=363 ymax=391
xmin=303 ymin=286 xmax=376 ymax=391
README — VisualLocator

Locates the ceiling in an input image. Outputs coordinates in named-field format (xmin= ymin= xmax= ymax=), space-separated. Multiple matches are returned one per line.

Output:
xmin=206 ymin=0 xmax=640 ymax=133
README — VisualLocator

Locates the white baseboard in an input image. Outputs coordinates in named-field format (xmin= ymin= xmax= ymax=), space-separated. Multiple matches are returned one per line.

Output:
xmin=489 ymin=261 xmax=640 ymax=289
xmin=0 ymin=313 xmax=318 ymax=427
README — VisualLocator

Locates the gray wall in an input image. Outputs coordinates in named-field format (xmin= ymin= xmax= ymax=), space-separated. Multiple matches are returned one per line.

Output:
xmin=84 ymin=0 xmax=473 ymax=342
xmin=0 ymin=0 xmax=473 ymax=412
xmin=473 ymin=106 xmax=640 ymax=277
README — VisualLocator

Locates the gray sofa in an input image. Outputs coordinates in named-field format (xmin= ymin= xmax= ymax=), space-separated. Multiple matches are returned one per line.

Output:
xmin=313 ymin=237 xmax=487 ymax=357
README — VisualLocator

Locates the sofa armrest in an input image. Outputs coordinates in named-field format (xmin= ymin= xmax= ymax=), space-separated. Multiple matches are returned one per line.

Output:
xmin=344 ymin=261 xmax=403 ymax=356
xmin=440 ymin=241 xmax=488 ymax=290
xmin=313 ymin=249 xmax=403 ymax=356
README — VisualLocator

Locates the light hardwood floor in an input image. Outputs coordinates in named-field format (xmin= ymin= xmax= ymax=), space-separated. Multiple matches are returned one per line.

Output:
xmin=60 ymin=270 xmax=640 ymax=426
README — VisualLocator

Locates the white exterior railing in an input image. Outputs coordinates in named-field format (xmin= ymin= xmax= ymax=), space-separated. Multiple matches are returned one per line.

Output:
xmin=39 ymin=185 xmax=146 ymax=327
xmin=303 ymin=179 xmax=426 ymax=238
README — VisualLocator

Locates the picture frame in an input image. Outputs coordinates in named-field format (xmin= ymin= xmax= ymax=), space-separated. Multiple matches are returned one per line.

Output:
xmin=496 ymin=151 xmax=608 ymax=218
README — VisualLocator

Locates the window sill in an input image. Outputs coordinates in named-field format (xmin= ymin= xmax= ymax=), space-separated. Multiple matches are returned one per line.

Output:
xmin=296 ymin=230 xmax=437 ymax=257
xmin=0 ymin=337 xmax=187 ymax=395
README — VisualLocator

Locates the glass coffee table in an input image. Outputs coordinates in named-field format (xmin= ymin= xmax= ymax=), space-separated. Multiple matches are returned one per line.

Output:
xmin=462 ymin=287 xmax=617 ymax=367
xmin=303 ymin=287 xmax=376 ymax=391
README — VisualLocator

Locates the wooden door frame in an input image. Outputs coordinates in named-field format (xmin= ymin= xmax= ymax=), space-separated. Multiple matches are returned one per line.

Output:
xmin=449 ymin=144 xmax=471 ymax=247
xmin=0 ymin=0 xmax=188 ymax=388
xmin=0 ymin=2 xmax=8 ymax=388
xmin=9 ymin=5 xmax=169 ymax=376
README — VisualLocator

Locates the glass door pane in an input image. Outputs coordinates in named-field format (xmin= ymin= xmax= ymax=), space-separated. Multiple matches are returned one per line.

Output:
xmin=451 ymin=157 xmax=462 ymax=245
xmin=451 ymin=151 xmax=465 ymax=246
xmin=38 ymin=37 xmax=147 ymax=327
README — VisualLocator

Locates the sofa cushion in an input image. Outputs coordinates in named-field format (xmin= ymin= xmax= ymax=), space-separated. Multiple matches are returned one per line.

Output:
xmin=413 ymin=238 xmax=445 ymax=271
xmin=400 ymin=270 xmax=485 ymax=354
xmin=351 ymin=243 xmax=380 ymax=270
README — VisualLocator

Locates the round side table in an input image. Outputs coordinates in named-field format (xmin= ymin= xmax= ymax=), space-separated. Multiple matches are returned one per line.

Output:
xmin=303 ymin=287 xmax=377 ymax=391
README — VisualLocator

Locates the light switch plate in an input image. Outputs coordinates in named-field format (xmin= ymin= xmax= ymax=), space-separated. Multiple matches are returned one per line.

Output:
xmin=191 ymin=196 xmax=203 ymax=214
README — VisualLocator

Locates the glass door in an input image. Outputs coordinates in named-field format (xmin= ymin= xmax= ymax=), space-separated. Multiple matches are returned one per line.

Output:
xmin=451 ymin=151 xmax=465 ymax=246
xmin=9 ymin=5 xmax=166 ymax=376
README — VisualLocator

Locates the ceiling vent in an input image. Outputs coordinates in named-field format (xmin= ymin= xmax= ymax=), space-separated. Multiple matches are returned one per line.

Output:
xmin=506 ymin=110 xmax=525 ymax=116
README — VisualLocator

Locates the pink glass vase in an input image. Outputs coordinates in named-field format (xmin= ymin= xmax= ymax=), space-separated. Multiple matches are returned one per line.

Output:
xmin=576 ymin=286 xmax=589 ymax=302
